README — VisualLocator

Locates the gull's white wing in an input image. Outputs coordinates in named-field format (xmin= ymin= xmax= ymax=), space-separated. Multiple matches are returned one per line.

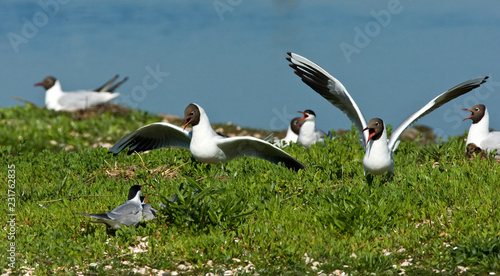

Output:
xmin=108 ymin=122 xmax=191 ymax=155
xmin=481 ymin=132 xmax=500 ymax=156
xmin=216 ymin=136 xmax=306 ymax=171
xmin=287 ymin=52 xmax=369 ymax=145
xmin=58 ymin=91 xmax=119 ymax=110
xmin=389 ymin=76 xmax=488 ymax=151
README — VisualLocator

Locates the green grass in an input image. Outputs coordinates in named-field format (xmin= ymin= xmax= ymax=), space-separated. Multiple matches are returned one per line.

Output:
xmin=1 ymin=104 xmax=499 ymax=275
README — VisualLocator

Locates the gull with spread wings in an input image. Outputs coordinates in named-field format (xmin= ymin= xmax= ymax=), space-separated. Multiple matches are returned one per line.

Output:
xmin=287 ymin=52 xmax=488 ymax=175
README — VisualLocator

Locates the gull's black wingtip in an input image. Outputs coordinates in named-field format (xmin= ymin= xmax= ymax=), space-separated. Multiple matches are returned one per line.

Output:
xmin=107 ymin=147 xmax=122 ymax=156
xmin=287 ymin=51 xmax=292 ymax=56
xmin=288 ymin=160 xmax=306 ymax=171
xmin=296 ymin=163 xmax=307 ymax=171
xmin=293 ymin=71 xmax=303 ymax=78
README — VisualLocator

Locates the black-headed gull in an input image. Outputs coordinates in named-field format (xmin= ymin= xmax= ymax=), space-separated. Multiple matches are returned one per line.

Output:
xmin=297 ymin=109 xmax=331 ymax=149
xmin=462 ymin=104 xmax=500 ymax=158
xmin=109 ymin=103 xmax=306 ymax=171
xmin=34 ymin=76 xmax=120 ymax=111
xmin=287 ymin=52 xmax=488 ymax=175
xmin=272 ymin=117 xmax=302 ymax=147
xmin=75 ymin=185 xmax=143 ymax=229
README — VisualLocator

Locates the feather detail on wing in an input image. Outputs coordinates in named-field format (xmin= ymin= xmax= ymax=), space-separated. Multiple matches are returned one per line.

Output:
xmin=109 ymin=122 xmax=191 ymax=155
xmin=388 ymin=76 xmax=488 ymax=151
xmin=287 ymin=52 xmax=368 ymax=144
xmin=216 ymin=136 xmax=306 ymax=171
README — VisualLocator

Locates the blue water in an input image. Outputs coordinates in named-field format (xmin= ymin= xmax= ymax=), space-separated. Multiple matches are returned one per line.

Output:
xmin=2 ymin=0 xmax=500 ymax=138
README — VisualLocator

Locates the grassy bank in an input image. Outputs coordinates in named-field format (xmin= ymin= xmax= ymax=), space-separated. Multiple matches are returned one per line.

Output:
xmin=1 ymin=104 xmax=499 ymax=275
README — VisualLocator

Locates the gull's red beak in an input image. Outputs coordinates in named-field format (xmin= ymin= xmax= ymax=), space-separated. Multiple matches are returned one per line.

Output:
xmin=462 ymin=108 xmax=473 ymax=121
xmin=181 ymin=117 xmax=192 ymax=130
xmin=362 ymin=127 xmax=376 ymax=145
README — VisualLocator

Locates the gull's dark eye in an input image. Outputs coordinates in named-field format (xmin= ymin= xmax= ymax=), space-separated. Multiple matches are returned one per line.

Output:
xmin=475 ymin=108 xmax=480 ymax=112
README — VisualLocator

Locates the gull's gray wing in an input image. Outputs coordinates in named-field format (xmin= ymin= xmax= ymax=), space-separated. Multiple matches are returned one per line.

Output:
xmin=107 ymin=77 xmax=128 ymax=93
xmin=94 ymin=75 xmax=128 ymax=93
xmin=94 ymin=75 xmax=119 ymax=92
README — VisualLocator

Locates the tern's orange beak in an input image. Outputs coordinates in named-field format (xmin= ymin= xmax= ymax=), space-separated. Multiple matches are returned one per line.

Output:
xmin=298 ymin=111 xmax=308 ymax=120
